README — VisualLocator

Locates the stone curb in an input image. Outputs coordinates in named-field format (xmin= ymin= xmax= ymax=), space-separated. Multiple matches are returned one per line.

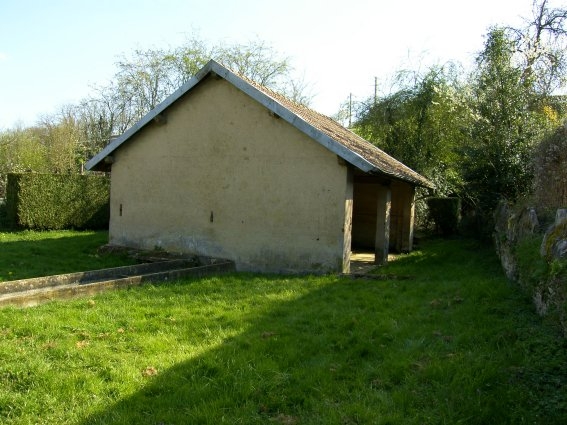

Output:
xmin=0 ymin=260 xmax=235 ymax=308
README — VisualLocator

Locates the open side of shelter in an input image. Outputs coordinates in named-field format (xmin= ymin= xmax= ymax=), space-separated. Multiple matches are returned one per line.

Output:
xmin=86 ymin=60 xmax=432 ymax=273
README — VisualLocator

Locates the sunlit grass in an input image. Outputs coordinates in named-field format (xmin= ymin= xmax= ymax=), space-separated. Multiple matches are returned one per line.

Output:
xmin=0 ymin=234 xmax=565 ymax=424
xmin=0 ymin=230 xmax=135 ymax=281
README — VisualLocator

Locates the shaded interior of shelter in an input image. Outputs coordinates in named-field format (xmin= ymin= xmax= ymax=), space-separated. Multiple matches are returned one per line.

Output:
xmin=350 ymin=170 xmax=415 ymax=271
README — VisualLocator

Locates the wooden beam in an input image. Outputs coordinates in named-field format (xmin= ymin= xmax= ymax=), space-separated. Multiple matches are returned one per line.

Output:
xmin=374 ymin=184 xmax=391 ymax=265
xmin=401 ymin=184 xmax=416 ymax=252
xmin=153 ymin=113 xmax=167 ymax=125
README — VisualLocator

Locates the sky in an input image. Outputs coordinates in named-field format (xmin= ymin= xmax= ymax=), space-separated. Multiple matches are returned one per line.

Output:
xmin=0 ymin=0 xmax=549 ymax=130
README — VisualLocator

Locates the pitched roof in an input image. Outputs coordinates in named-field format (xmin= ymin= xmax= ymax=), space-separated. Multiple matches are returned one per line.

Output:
xmin=86 ymin=60 xmax=433 ymax=188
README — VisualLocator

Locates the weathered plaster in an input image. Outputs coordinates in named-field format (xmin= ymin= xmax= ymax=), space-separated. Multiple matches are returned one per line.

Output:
xmin=109 ymin=77 xmax=349 ymax=273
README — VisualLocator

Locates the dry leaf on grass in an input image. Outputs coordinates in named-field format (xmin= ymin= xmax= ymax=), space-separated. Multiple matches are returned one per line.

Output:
xmin=76 ymin=340 xmax=89 ymax=349
xmin=42 ymin=341 xmax=57 ymax=350
xmin=269 ymin=413 xmax=298 ymax=424
xmin=142 ymin=366 xmax=158 ymax=377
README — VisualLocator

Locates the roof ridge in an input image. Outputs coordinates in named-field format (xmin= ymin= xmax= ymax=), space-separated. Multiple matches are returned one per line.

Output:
xmin=221 ymin=63 xmax=432 ymax=188
xmin=86 ymin=59 xmax=433 ymax=188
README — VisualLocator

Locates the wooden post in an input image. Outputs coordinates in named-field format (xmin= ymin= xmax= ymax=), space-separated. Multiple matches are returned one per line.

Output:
xmin=342 ymin=168 xmax=354 ymax=273
xmin=375 ymin=184 xmax=391 ymax=265
xmin=401 ymin=184 xmax=416 ymax=253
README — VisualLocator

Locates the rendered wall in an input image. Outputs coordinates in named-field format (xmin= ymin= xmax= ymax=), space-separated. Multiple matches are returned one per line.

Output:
xmin=108 ymin=76 xmax=351 ymax=273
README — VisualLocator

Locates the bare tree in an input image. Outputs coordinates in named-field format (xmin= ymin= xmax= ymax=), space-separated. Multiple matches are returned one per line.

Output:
xmin=213 ymin=39 xmax=313 ymax=104
xmin=213 ymin=40 xmax=290 ymax=87
xmin=507 ymin=0 xmax=567 ymax=94
xmin=0 ymin=36 xmax=314 ymax=181
xmin=78 ymin=37 xmax=313 ymax=142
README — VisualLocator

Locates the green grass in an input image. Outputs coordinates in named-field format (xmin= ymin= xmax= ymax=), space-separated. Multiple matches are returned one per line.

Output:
xmin=0 ymin=230 xmax=135 ymax=281
xmin=0 ymin=234 xmax=566 ymax=424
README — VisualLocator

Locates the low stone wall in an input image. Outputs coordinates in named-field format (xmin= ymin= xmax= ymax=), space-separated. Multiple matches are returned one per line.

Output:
xmin=494 ymin=202 xmax=567 ymax=336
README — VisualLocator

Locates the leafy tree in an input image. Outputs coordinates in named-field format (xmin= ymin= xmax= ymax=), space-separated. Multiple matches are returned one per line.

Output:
xmin=213 ymin=40 xmax=290 ymax=87
xmin=352 ymin=1 xmax=567 ymax=236
xmin=0 ymin=127 xmax=49 ymax=197
xmin=354 ymin=64 xmax=471 ymax=194
xmin=37 ymin=109 xmax=84 ymax=174
xmin=460 ymin=27 xmax=553 ymax=233
xmin=1 ymin=107 xmax=91 ymax=194
xmin=170 ymin=35 xmax=212 ymax=82
xmin=212 ymin=39 xmax=312 ymax=103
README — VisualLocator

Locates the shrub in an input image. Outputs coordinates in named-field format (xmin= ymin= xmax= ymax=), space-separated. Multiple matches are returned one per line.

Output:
xmin=426 ymin=197 xmax=461 ymax=236
xmin=6 ymin=173 xmax=110 ymax=230
xmin=0 ymin=198 xmax=6 ymax=229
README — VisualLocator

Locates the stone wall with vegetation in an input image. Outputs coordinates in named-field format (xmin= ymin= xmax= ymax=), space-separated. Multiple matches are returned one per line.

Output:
xmin=494 ymin=123 xmax=567 ymax=336
xmin=494 ymin=204 xmax=567 ymax=336
xmin=533 ymin=125 xmax=567 ymax=209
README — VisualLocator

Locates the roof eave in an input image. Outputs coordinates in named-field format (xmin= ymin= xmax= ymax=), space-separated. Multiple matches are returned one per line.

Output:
xmin=214 ymin=63 xmax=434 ymax=188
xmin=85 ymin=60 xmax=434 ymax=189
xmin=214 ymin=64 xmax=379 ymax=171
xmin=367 ymin=168 xmax=435 ymax=189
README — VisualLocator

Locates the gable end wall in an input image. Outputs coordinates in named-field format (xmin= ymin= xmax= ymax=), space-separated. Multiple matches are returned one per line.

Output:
xmin=108 ymin=77 xmax=350 ymax=273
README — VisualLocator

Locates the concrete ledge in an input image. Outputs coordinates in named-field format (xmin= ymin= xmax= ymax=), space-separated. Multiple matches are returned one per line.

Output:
xmin=0 ymin=259 xmax=198 ymax=295
xmin=0 ymin=259 xmax=235 ymax=308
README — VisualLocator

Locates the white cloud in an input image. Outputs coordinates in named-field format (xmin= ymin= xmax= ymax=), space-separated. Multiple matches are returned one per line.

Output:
xmin=0 ymin=52 xmax=8 ymax=61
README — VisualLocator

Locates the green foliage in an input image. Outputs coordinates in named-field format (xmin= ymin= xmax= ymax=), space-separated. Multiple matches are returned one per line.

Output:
xmin=353 ymin=3 xmax=567 ymax=236
xmin=461 ymin=28 xmax=549 ymax=224
xmin=0 ymin=36 xmax=311 ymax=190
xmin=0 ymin=237 xmax=565 ymax=423
xmin=426 ymin=197 xmax=461 ymax=235
xmin=0 ymin=120 xmax=89 ymax=199
xmin=0 ymin=200 xmax=6 ymax=229
xmin=515 ymin=235 xmax=549 ymax=292
xmin=0 ymin=128 xmax=49 ymax=198
xmin=354 ymin=64 xmax=470 ymax=195
xmin=6 ymin=173 xmax=110 ymax=230
xmin=515 ymin=233 xmax=567 ymax=332
xmin=37 ymin=111 xmax=85 ymax=174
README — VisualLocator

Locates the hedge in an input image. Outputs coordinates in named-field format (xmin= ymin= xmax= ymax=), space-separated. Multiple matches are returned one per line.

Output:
xmin=426 ymin=197 xmax=461 ymax=236
xmin=5 ymin=173 xmax=110 ymax=230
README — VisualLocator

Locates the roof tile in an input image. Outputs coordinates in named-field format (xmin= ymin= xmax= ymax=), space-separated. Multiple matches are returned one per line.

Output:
xmin=241 ymin=74 xmax=433 ymax=188
xmin=86 ymin=60 xmax=433 ymax=189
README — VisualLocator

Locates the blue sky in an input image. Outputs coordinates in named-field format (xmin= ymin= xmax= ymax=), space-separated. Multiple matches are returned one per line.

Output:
xmin=0 ymin=0 xmax=541 ymax=129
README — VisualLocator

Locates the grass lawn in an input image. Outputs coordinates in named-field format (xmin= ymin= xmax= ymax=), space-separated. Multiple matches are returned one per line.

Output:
xmin=0 ymin=230 xmax=136 ymax=281
xmin=0 ymin=233 xmax=566 ymax=424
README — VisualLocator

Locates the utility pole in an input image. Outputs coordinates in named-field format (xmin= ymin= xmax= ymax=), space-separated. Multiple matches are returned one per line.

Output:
xmin=348 ymin=93 xmax=352 ymax=128
xmin=374 ymin=77 xmax=378 ymax=105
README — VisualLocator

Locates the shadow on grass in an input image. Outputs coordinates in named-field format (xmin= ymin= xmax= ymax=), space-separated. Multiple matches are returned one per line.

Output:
xmin=79 ymin=242 xmax=567 ymax=425
xmin=79 ymin=277 xmax=424 ymax=424
xmin=0 ymin=231 xmax=134 ymax=281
